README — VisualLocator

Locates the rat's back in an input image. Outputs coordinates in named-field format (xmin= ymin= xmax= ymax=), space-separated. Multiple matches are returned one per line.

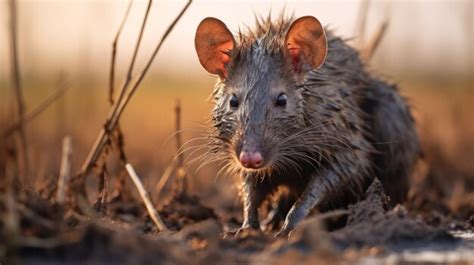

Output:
xmin=363 ymin=78 xmax=420 ymax=204
xmin=304 ymin=32 xmax=420 ymax=205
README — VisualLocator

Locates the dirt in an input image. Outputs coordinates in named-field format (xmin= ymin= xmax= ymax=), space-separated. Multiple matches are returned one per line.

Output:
xmin=1 ymin=120 xmax=473 ymax=265
xmin=2 ymin=164 xmax=473 ymax=265
xmin=331 ymin=179 xmax=455 ymax=250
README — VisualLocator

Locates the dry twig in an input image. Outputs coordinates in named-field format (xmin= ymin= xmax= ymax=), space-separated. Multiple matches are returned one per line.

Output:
xmin=3 ymin=81 xmax=70 ymax=138
xmin=93 ymin=164 xmax=109 ymax=214
xmin=79 ymin=0 xmax=192 ymax=179
xmin=354 ymin=0 xmax=390 ymax=62
xmin=108 ymin=0 xmax=134 ymax=201
xmin=173 ymin=100 xmax=188 ymax=194
xmin=8 ymin=0 xmax=29 ymax=182
xmin=57 ymin=136 xmax=72 ymax=204
xmin=362 ymin=20 xmax=389 ymax=61
xmin=355 ymin=0 xmax=370 ymax=48
xmin=17 ymin=204 xmax=56 ymax=230
xmin=154 ymin=161 xmax=176 ymax=198
xmin=154 ymin=100 xmax=189 ymax=198
xmin=175 ymin=100 xmax=183 ymax=167
xmin=109 ymin=0 xmax=133 ymax=105
xmin=125 ymin=163 xmax=167 ymax=232
xmin=80 ymin=0 xmax=153 ymax=177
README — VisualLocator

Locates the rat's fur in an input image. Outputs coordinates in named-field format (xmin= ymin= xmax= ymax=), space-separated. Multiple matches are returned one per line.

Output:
xmin=199 ymin=14 xmax=420 ymax=234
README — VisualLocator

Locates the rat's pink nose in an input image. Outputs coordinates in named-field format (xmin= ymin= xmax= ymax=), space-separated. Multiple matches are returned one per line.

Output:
xmin=239 ymin=151 xmax=264 ymax=169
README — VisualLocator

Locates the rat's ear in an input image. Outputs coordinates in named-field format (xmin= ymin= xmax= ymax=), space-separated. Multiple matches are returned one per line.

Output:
xmin=285 ymin=16 xmax=327 ymax=73
xmin=195 ymin=17 xmax=235 ymax=79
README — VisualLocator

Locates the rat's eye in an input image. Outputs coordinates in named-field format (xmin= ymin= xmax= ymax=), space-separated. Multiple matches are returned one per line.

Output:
xmin=276 ymin=93 xmax=287 ymax=107
xmin=229 ymin=94 xmax=239 ymax=108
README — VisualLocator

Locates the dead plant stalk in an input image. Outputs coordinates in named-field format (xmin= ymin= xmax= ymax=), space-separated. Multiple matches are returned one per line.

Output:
xmin=79 ymin=0 xmax=192 ymax=178
xmin=109 ymin=0 xmax=133 ymax=105
xmin=155 ymin=100 xmax=184 ymax=198
xmin=8 ymin=0 xmax=29 ymax=182
xmin=126 ymin=163 xmax=167 ymax=232
xmin=57 ymin=136 xmax=72 ymax=204
xmin=3 ymin=81 xmax=70 ymax=138
xmin=354 ymin=0 xmax=390 ymax=62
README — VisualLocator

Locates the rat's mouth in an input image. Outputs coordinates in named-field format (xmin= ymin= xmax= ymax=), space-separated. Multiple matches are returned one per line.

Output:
xmin=237 ymin=164 xmax=273 ymax=175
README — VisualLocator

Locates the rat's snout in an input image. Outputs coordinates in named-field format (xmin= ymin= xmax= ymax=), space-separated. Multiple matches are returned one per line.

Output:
xmin=235 ymin=121 xmax=267 ymax=169
xmin=239 ymin=150 xmax=264 ymax=169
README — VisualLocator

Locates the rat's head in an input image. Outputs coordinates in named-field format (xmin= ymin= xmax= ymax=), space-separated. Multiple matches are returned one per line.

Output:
xmin=195 ymin=16 xmax=327 ymax=173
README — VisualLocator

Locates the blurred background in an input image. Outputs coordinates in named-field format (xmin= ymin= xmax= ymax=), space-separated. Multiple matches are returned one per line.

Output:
xmin=0 ymin=0 xmax=473 ymax=206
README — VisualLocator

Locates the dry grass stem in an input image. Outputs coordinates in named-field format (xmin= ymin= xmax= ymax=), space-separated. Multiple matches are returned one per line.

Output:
xmin=109 ymin=0 xmax=133 ymax=105
xmin=3 ymin=81 xmax=70 ymax=138
xmin=80 ymin=0 xmax=191 ymax=179
xmin=94 ymin=164 xmax=109 ymax=214
xmin=125 ymin=163 xmax=168 ymax=232
xmin=18 ymin=204 xmax=56 ymax=230
xmin=362 ymin=20 xmax=389 ymax=61
xmin=355 ymin=0 xmax=370 ymax=48
xmin=173 ymin=99 xmax=188 ymax=193
xmin=114 ymin=0 xmax=153 ymax=108
xmin=110 ymin=127 xmax=130 ymax=200
xmin=154 ymin=99 xmax=187 ymax=198
xmin=175 ymin=99 xmax=183 ymax=167
xmin=108 ymin=1 xmax=134 ymax=200
xmin=8 ymin=0 xmax=29 ymax=182
xmin=80 ymin=0 xmax=153 ymax=176
xmin=154 ymin=160 xmax=176 ymax=198
xmin=354 ymin=0 xmax=389 ymax=63
xmin=57 ymin=136 xmax=72 ymax=204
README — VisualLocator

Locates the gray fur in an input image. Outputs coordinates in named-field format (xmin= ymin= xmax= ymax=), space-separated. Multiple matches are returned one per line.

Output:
xmin=202 ymin=15 xmax=420 ymax=235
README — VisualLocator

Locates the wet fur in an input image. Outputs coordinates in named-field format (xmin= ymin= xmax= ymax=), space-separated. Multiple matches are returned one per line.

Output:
xmin=203 ymin=14 xmax=420 ymax=228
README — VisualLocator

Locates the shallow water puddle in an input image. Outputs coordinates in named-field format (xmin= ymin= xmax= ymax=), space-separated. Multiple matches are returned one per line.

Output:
xmin=360 ymin=231 xmax=474 ymax=264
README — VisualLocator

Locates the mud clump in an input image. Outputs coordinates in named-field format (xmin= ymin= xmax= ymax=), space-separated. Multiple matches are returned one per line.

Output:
xmin=344 ymin=178 xmax=390 ymax=226
xmin=332 ymin=178 xmax=456 ymax=249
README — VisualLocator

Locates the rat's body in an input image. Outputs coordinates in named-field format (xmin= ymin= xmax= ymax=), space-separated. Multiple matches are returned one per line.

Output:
xmin=194 ymin=15 xmax=420 ymax=236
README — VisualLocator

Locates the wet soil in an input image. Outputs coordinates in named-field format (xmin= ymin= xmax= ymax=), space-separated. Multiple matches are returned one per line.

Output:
xmin=2 ymin=163 xmax=473 ymax=265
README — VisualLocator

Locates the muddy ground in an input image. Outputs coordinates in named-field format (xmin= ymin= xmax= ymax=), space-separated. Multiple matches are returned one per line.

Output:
xmin=1 ymin=152 xmax=473 ymax=265
xmin=2 ymin=85 xmax=474 ymax=264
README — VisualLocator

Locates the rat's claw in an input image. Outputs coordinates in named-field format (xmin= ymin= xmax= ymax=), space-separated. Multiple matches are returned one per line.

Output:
xmin=274 ymin=226 xmax=294 ymax=239
xmin=222 ymin=226 xmax=258 ymax=239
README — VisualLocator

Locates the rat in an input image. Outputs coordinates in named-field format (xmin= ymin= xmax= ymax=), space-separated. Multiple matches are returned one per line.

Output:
xmin=194 ymin=14 xmax=420 ymax=237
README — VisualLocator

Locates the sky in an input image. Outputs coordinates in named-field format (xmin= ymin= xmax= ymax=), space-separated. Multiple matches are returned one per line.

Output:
xmin=0 ymin=0 xmax=472 ymax=81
